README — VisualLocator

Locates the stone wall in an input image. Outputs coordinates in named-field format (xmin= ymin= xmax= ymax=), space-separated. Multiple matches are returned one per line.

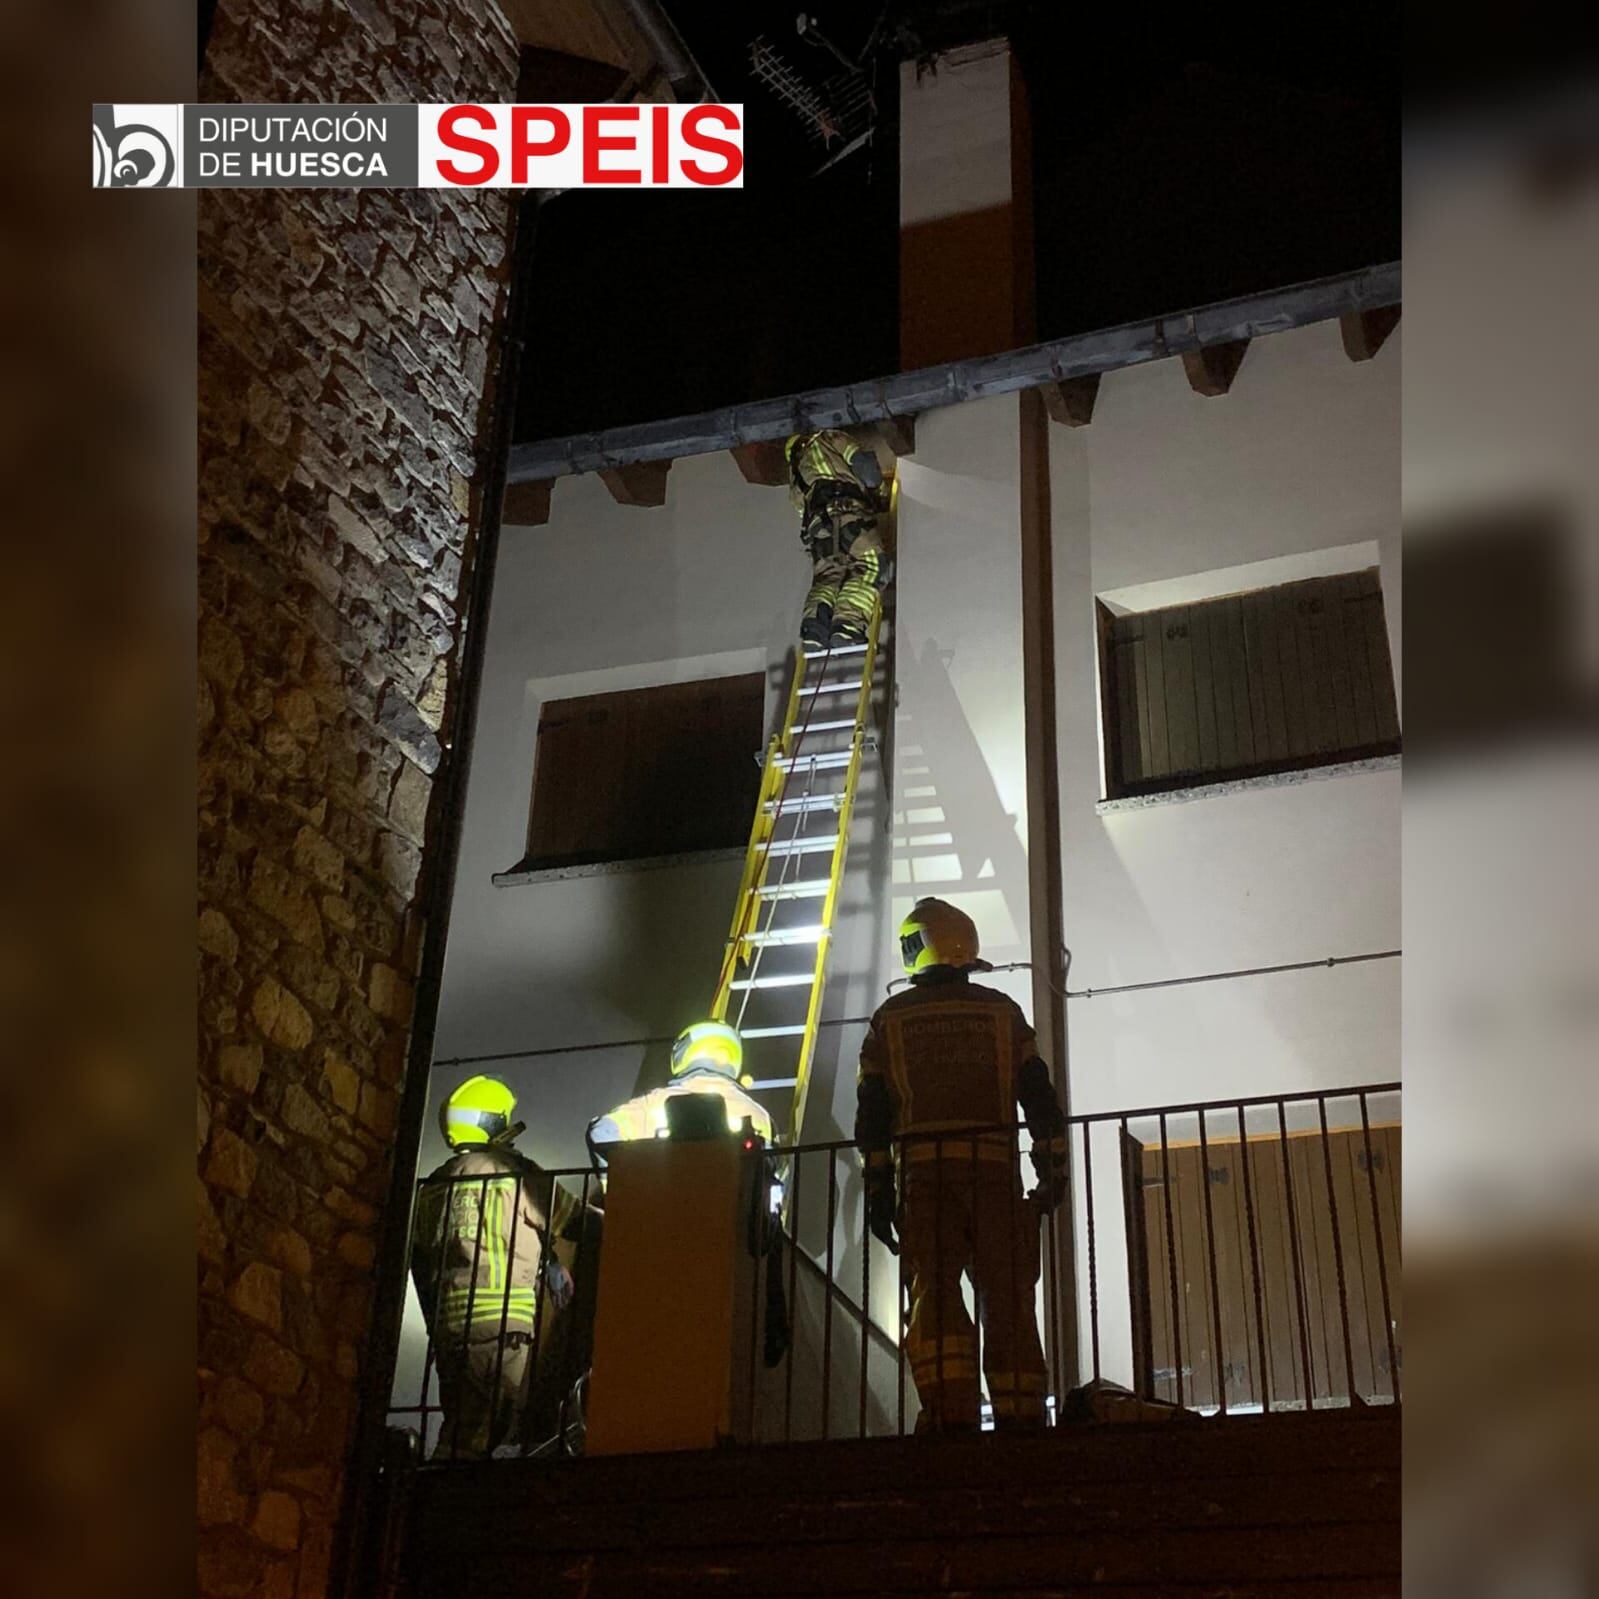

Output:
xmin=196 ymin=3 xmax=520 ymax=1594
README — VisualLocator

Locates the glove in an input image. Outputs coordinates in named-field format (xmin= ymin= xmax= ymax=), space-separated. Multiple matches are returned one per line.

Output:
xmin=866 ymin=1175 xmax=899 ymax=1255
xmin=543 ymin=1257 xmax=574 ymax=1311
xmin=1030 ymin=1149 xmax=1068 ymax=1214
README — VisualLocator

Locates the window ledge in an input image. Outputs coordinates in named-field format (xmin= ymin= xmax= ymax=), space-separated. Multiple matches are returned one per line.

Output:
xmin=493 ymin=846 xmax=747 ymax=888
xmin=1096 ymin=753 xmax=1401 ymax=815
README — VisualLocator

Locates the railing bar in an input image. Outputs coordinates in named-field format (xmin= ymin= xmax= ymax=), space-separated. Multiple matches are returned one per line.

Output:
xmin=934 ymin=1137 xmax=945 ymax=1429
xmin=1158 ymin=1113 xmax=1184 ymax=1410
xmin=896 ymin=1135 xmax=906 ymax=1438
xmin=567 ymin=1170 xmax=592 ymax=1455
xmin=785 ymin=1148 xmax=802 ymax=1443
xmin=1046 ymin=1198 xmax=1063 ymax=1419
xmin=970 ymin=1130 xmax=981 ymax=1425
xmin=1277 ymin=1099 xmax=1316 ymax=1409
xmin=1318 ymin=1094 xmax=1359 ymax=1405
xmin=487 ymin=1172 xmax=522 ymax=1454
xmin=1119 ymin=1115 xmax=1133 ymax=1402
xmin=417 ymin=1173 xmax=458 ymax=1459
xmin=1083 ymin=1119 xmax=1101 ymax=1385
xmin=1359 ymin=1093 xmax=1400 ymax=1403
xmin=452 ymin=1175 xmax=492 ymax=1460
xmin=1197 ymin=1110 xmax=1227 ymax=1415
xmin=749 ymin=1150 xmax=764 ymax=1435
xmin=1237 ymin=1104 xmax=1271 ymax=1413
xmin=1008 ymin=1121 xmax=1021 ymax=1431
xmin=859 ymin=1164 xmax=871 ymax=1440
xmin=520 ymin=1171 xmax=552 ymax=1457
xmin=822 ymin=1151 xmax=837 ymax=1440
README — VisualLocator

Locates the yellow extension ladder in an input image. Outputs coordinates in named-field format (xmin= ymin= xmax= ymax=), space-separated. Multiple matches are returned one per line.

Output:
xmin=707 ymin=599 xmax=886 ymax=1143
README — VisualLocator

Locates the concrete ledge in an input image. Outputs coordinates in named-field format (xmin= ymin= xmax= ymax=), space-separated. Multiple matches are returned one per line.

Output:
xmin=1097 ymin=754 xmax=1400 ymax=814
xmin=493 ymin=847 xmax=746 ymax=887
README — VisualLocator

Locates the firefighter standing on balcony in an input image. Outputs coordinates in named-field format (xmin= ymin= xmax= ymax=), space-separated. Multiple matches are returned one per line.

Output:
xmin=786 ymin=428 xmax=889 ymax=651
xmin=855 ymin=898 xmax=1068 ymax=1433
xmin=410 ymin=1075 xmax=583 ymax=1458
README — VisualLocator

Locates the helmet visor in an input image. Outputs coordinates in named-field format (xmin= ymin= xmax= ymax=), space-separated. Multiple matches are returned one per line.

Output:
xmin=442 ymin=1105 xmax=508 ymax=1144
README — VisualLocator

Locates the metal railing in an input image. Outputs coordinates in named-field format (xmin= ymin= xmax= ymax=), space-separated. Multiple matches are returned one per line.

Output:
xmin=387 ymin=1082 xmax=1400 ymax=1460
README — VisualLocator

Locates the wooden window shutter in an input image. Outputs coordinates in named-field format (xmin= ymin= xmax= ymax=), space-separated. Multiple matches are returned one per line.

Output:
xmin=1102 ymin=569 xmax=1400 ymax=799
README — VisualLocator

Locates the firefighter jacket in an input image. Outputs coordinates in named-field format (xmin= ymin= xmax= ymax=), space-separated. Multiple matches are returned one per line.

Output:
xmin=856 ymin=971 xmax=1065 ymax=1174
xmin=591 ymin=1068 xmax=774 ymax=1148
xmin=790 ymin=431 xmax=883 ymax=556
xmin=788 ymin=429 xmax=875 ymax=508
xmin=411 ymin=1144 xmax=579 ymax=1342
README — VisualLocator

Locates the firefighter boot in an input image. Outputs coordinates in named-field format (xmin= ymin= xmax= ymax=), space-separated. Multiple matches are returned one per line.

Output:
xmin=800 ymin=606 xmax=833 ymax=650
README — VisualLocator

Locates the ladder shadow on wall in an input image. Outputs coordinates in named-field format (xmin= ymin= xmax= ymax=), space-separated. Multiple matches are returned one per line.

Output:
xmin=893 ymin=636 xmax=1031 ymax=966
xmin=799 ymin=631 xmax=1033 ymax=1149
xmin=770 ymin=634 xmax=1041 ymax=1439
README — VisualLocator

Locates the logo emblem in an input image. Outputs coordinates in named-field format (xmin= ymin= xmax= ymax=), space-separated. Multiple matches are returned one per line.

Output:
xmin=92 ymin=104 xmax=179 ymax=188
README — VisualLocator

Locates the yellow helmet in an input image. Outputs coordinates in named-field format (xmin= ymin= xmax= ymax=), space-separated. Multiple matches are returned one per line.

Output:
xmin=440 ymin=1074 xmax=516 ymax=1148
xmin=671 ymin=1020 xmax=743 ymax=1080
xmin=899 ymin=897 xmax=981 ymax=975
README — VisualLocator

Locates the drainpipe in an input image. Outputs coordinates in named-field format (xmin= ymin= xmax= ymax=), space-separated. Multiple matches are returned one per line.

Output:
xmin=1018 ymin=384 xmax=1079 ymax=1398
xmin=614 ymin=0 xmax=718 ymax=102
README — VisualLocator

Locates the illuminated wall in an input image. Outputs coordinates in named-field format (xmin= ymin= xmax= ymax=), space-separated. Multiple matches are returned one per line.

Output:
xmin=400 ymin=314 xmax=1400 ymax=1414
xmin=1051 ymin=314 xmax=1401 ymax=1389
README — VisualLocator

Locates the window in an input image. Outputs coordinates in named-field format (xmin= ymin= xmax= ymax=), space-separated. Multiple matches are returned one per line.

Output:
xmin=1122 ymin=1121 xmax=1402 ymax=1409
xmin=515 ymin=673 xmax=764 ymax=873
xmin=1098 ymin=568 xmax=1400 ymax=800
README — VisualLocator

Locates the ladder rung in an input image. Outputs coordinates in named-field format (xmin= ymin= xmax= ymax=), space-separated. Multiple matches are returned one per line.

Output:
xmin=764 ymin=835 xmax=839 ymax=857
xmin=792 ymin=718 xmax=859 ymax=734
xmin=755 ymin=879 xmax=830 ymax=900
xmin=804 ymin=641 xmax=869 ymax=659
xmin=748 ymin=1076 xmax=799 ymax=1090
xmin=743 ymin=925 xmax=826 ymax=947
xmin=728 ymin=973 xmax=814 ymax=991
xmin=766 ymin=794 xmax=841 ymax=815
xmin=739 ymin=1025 xmax=807 ymax=1040
xmin=796 ymin=682 xmax=861 ymax=698
xmin=774 ymin=750 xmax=853 ymax=773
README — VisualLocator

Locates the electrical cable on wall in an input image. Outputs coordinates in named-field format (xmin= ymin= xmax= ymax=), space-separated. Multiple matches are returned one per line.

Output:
xmin=434 ymin=948 xmax=1401 ymax=1073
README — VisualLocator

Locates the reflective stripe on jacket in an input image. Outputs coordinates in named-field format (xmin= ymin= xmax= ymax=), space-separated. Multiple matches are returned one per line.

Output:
xmin=410 ymin=1146 xmax=577 ymax=1337
xmin=789 ymin=429 xmax=873 ymax=511
xmin=594 ymin=1070 xmax=775 ymax=1146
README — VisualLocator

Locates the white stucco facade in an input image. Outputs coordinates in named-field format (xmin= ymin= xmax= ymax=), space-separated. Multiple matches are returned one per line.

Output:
xmin=396 ymin=311 xmax=1399 ymax=1412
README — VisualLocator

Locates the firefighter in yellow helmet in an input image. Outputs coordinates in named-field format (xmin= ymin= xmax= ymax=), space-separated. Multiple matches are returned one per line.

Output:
xmin=785 ymin=429 xmax=889 ymax=651
xmin=588 ymin=1022 xmax=791 ymax=1365
xmin=409 ymin=1075 xmax=586 ymax=1458
xmin=587 ymin=1021 xmax=773 ymax=1150
xmin=855 ymin=899 xmax=1068 ymax=1433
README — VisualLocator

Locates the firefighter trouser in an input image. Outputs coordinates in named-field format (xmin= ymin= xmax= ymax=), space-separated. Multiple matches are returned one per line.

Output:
xmin=802 ymin=517 xmax=888 ymax=641
xmin=900 ymin=1162 xmax=1048 ymax=1432
xmin=431 ymin=1330 xmax=532 ymax=1459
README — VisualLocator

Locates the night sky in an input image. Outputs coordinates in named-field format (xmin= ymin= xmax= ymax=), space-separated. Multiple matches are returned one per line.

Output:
xmin=515 ymin=1 xmax=1398 ymax=442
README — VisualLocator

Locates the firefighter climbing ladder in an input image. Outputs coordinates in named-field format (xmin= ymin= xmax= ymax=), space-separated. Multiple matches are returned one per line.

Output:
xmin=707 ymin=485 xmax=894 ymax=1141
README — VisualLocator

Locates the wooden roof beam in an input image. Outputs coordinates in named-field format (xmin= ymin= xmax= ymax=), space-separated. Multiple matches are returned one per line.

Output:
xmin=1041 ymin=373 xmax=1100 ymax=427
xmin=599 ymin=460 xmax=671 ymax=507
xmin=1340 ymin=305 xmax=1401 ymax=362
xmin=502 ymin=479 xmax=553 ymax=526
xmin=730 ymin=440 xmax=788 ymax=486
xmin=871 ymin=415 xmax=916 ymax=458
xmin=1182 ymin=338 xmax=1251 ymax=397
